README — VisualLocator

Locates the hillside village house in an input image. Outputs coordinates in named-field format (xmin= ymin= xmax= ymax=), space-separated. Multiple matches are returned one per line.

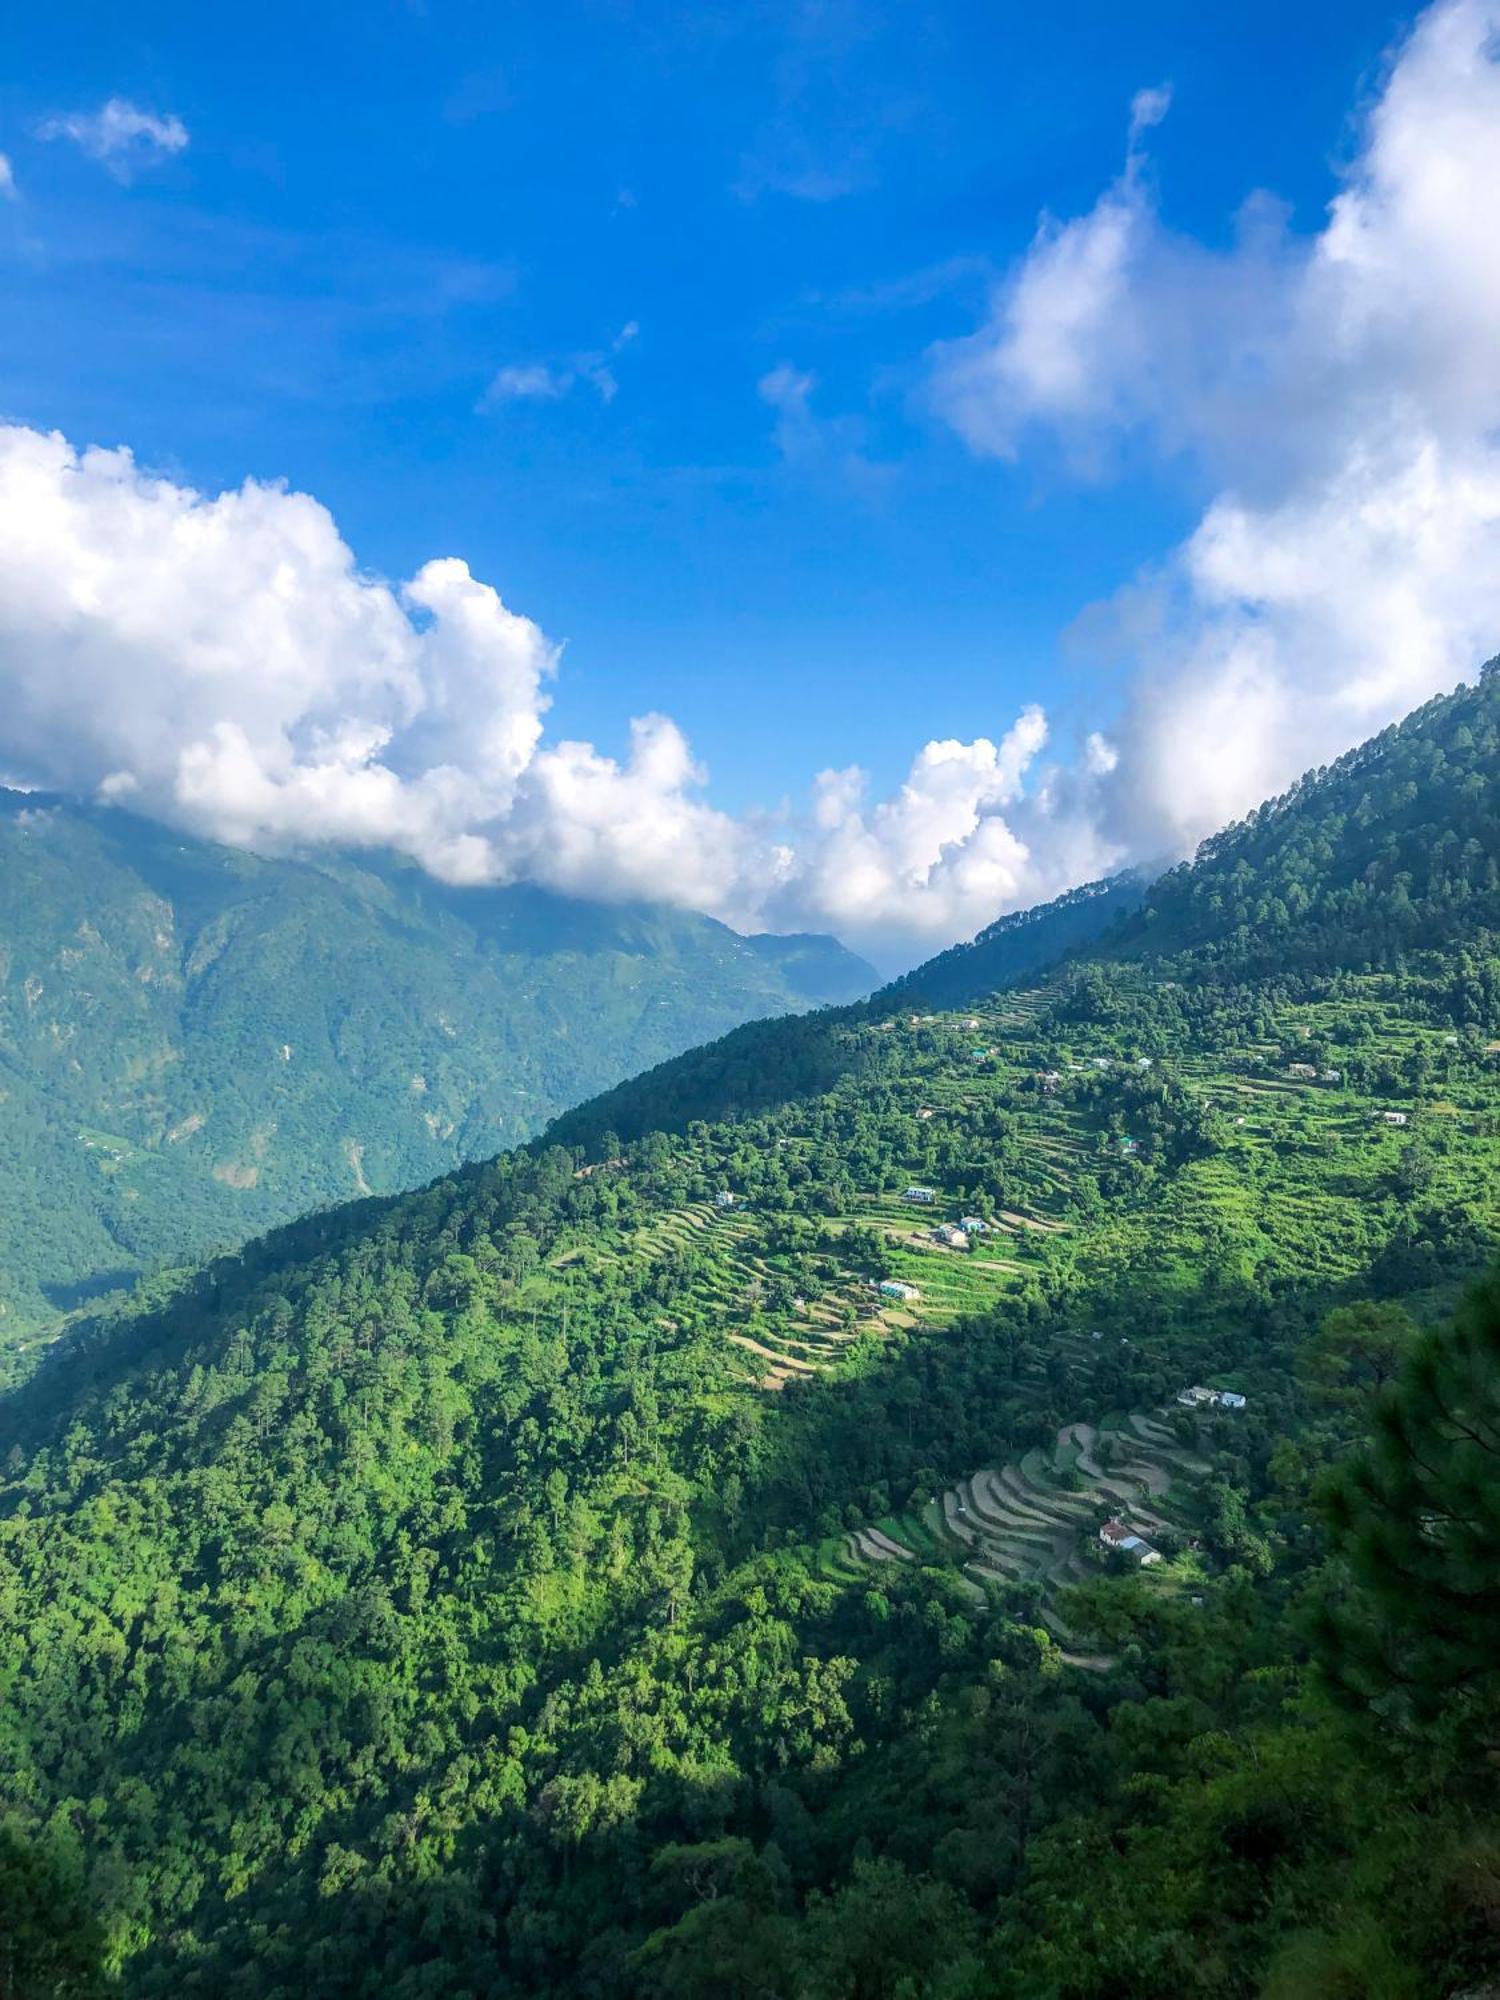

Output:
xmin=715 ymin=1190 xmax=737 ymax=1209
xmin=1177 ymin=1385 xmax=1248 ymax=1412
xmin=877 ymin=1280 xmax=920 ymax=1302
xmin=903 ymin=1185 xmax=936 ymax=1204
xmin=958 ymin=1216 xmax=989 ymax=1234
xmin=932 ymin=1224 xmax=969 ymax=1249
xmin=1289 ymin=1062 xmax=1318 ymax=1079
xmin=1098 ymin=1518 xmax=1163 ymax=1566
xmin=1380 ymin=1111 xmax=1409 ymax=1126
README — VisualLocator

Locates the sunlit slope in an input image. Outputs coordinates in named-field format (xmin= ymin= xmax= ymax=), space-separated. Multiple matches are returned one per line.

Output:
xmin=0 ymin=794 xmax=872 ymax=1331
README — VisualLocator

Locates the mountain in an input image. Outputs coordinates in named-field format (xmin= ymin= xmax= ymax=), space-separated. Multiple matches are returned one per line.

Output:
xmin=551 ymin=663 xmax=1500 ymax=1153
xmin=3 ymin=670 xmax=1500 ymax=1997
xmin=879 ymin=869 xmax=1149 ymax=1009
xmin=0 ymin=794 xmax=873 ymax=1336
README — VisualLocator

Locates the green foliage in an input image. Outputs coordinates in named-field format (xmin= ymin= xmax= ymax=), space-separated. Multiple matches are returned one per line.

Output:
xmin=0 ymin=1822 xmax=111 ymax=1999
xmin=2 ymin=673 xmax=1500 ymax=1993
xmin=0 ymin=796 xmax=871 ymax=1336
xmin=881 ymin=872 xmax=1148 ymax=1011
xmin=1321 ymin=1266 xmax=1500 ymax=1720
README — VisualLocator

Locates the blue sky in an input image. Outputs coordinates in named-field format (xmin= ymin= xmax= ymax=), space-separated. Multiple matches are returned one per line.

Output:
xmin=4 ymin=0 xmax=1495 ymax=965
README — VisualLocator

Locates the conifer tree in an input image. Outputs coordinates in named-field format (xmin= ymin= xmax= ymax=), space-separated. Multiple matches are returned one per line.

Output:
xmin=1320 ymin=1269 xmax=1500 ymax=1724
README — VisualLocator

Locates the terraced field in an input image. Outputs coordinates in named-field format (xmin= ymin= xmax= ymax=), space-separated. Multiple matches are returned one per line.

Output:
xmin=844 ymin=1403 xmax=1218 ymax=1657
xmin=540 ymin=980 xmax=1500 ymax=1412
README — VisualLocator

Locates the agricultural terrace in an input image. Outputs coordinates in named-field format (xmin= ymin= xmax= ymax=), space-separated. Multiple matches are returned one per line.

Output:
xmin=545 ymin=971 xmax=1500 ymax=1404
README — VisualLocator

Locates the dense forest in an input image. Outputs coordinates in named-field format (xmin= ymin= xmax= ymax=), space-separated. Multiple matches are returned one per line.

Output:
xmin=0 ymin=796 xmax=871 ymax=1335
xmin=880 ymin=872 xmax=1148 ymax=1011
xmin=3 ymin=671 xmax=1500 ymax=1996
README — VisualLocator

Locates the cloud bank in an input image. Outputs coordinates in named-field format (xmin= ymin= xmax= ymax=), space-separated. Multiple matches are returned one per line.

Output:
xmin=931 ymin=0 xmax=1500 ymax=865
xmin=6 ymin=0 xmax=1500 ymax=968
xmin=0 ymin=421 xmax=1092 ymax=964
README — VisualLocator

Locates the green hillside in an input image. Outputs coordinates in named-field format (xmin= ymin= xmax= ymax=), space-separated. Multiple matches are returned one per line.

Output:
xmin=3 ymin=673 xmax=1500 ymax=1995
xmin=0 ymin=796 xmax=872 ymax=1337
xmin=881 ymin=869 xmax=1148 ymax=1009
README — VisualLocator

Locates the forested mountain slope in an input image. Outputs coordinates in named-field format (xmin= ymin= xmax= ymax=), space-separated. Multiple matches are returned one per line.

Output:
xmin=882 ymin=871 xmax=1149 ymax=1010
xmin=550 ymin=664 xmax=1500 ymax=1154
xmin=1104 ymin=660 xmax=1500 ymax=976
xmin=0 ymin=795 xmax=871 ymax=1336
xmin=3 ymin=670 xmax=1500 ymax=1996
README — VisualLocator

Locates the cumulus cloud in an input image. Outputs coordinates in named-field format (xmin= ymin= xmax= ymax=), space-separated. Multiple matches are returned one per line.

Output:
xmin=39 ymin=97 xmax=189 ymax=179
xmin=930 ymin=0 xmax=1500 ymax=867
xmin=0 ymin=420 xmax=1088 ymax=966
xmin=7 ymin=1 xmax=1499 ymax=972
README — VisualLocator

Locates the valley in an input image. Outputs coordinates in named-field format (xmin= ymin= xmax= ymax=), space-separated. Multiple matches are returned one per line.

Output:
xmin=0 ymin=794 xmax=872 ymax=1340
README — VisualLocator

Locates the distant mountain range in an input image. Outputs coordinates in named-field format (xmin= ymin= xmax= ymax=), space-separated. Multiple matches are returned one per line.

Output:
xmin=0 ymin=793 xmax=873 ymax=1332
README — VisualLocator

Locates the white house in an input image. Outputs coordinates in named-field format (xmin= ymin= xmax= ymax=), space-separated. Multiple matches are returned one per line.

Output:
xmin=1178 ymin=1385 xmax=1246 ymax=1412
xmin=958 ymin=1217 xmax=989 ymax=1234
xmin=1380 ymin=1111 xmax=1410 ymax=1127
xmin=1098 ymin=1518 xmax=1162 ymax=1565
xmin=903 ymin=1185 xmax=937 ymax=1204
xmin=878 ymin=1280 xmax=921 ymax=1302
xmin=932 ymin=1224 xmax=969 ymax=1249
xmin=715 ymin=1190 xmax=737 ymax=1209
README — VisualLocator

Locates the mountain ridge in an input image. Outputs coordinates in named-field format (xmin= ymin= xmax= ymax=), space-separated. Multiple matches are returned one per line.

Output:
xmin=0 ymin=791 xmax=873 ymax=1333
xmin=3 ymin=671 xmax=1500 ymax=1994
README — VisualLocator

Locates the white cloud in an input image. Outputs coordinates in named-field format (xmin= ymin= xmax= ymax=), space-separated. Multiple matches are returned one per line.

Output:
xmin=39 ymin=97 xmax=189 ymax=179
xmin=482 ymin=323 xmax=638 ymax=412
xmin=0 ymin=154 xmax=16 ymax=200
xmin=484 ymin=364 xmax=571 ymax=404
xmin=0 ymin=420 xmax=1089 ymax=967
xmin=759 ymin=362 xmax=889 ymax=494
xmin=773 ymin=709 xmax=1090 ymax=945
xmin=8 ymin=2 xmax=1499 ymax=974
xmin=930 ymin=0 xmax=1500 ymax=869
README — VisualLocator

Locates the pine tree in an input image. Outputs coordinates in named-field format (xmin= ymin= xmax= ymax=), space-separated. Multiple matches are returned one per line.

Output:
xmin=1320 ymin=1268 xmax=1500 ymax=1725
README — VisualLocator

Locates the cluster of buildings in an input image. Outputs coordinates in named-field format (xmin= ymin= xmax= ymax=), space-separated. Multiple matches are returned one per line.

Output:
xmin=928 ymin=1215 xmax=990 ymax=1250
